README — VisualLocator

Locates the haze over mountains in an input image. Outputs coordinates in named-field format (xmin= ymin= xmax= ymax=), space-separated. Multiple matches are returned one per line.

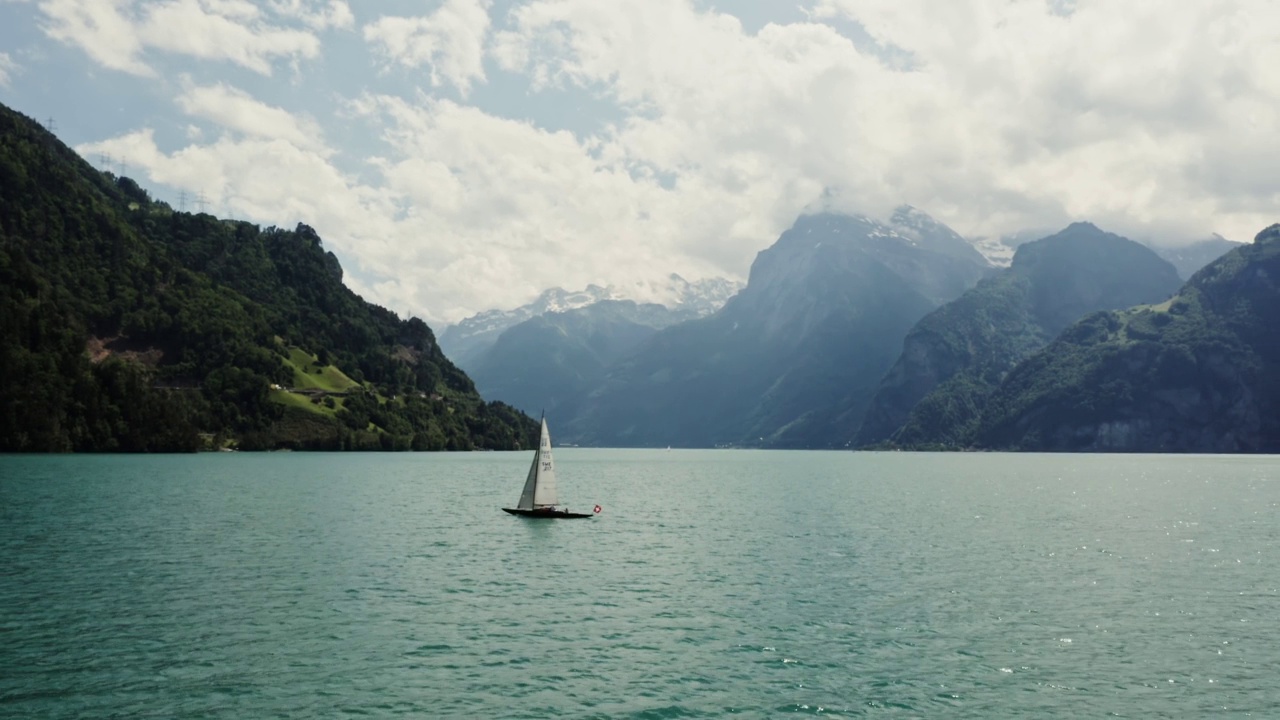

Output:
xmin=439 ymin=275 xmax=742 ymax=371
xmin=450 ymin=209 xmax=993 ymax=447
xmin=447 ymin=208 xmax=1264 ymax=452
xmin=1151 ymin=236 xmax=1246 ymax=281
xmin=971 ymin=224 xmax=1280 ymax=452
xmin=566 ymin=211 xmax=990 ymax=448
xmin=856 ymin=223 xmax=1184 ymax=447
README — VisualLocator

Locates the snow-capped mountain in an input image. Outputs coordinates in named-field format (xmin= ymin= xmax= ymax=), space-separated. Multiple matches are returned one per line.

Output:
xmin=562 ymin=210 xmax=992 ymax=448
xmin=968 ymin=228 xmax=1245 ymax=276
xmin=966 ymin=228 xmax=1055 ymax=268
xmin=888 ymin=205 xmax=991 ymax=267
xmin=968 ymin=235 xmax=1019 ymax=267
xmin=621 ymin=273 xmax=743 ymax=318
xmin=438 ymin=274 xmax=743 ymax=369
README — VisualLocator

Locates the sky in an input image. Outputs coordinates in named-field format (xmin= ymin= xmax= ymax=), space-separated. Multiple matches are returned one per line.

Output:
xmin=1 ymin=0 xmax=1277 ymax=325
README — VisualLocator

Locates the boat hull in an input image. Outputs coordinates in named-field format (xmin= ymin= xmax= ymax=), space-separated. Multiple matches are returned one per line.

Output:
xmin=502 ymin=508 xmax=593 ymax=519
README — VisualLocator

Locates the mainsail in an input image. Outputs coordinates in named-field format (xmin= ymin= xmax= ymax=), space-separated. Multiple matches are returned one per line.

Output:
xmin=516 ymin=417 xmax=558 ymax=510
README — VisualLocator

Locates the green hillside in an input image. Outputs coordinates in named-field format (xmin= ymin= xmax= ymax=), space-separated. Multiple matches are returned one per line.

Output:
xmin=280 ymin=345 xmax=361 ymax=393
xmin=857 ymin=223 xmax=1183 ymax=447
xmin=972 ymin=224 xmax=1280 ymax=452
xmin=0 ymin=102 xmax=535 ymax=452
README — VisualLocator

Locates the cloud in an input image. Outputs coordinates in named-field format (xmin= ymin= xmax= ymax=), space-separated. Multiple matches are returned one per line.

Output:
xmin=267 ymin=0 xmax=353 ymax=30
xmin=198 ymin=0 xmax=260 ymax=22
xmin=176 ymin=81 xmax=328 ymax=152
xmin=75 ymin=90 xmax=751 ymax=324
xmin=494 ymin=0 xmax=1280 ymax=244
xmin=77 ymin=127 xmax=384 ymax=256
xmin=364 ymin=0 xmax=492 ymax=95
xmin=64 ymin=0 xmax=1280 ymax=324
xmin=137 ymin=0 xmax=321 ymax=75
xmin=37 ymin=0 xmax=332 ymax=76
xmin=348 ymin=95 xmax=681 ymax=303
xmin=813 ymin=0 xmax=1280 ymax=238
xmin=490 ymin=0 xmax=924 ymax=251
xmin=38 ymin=0 xmax=152 ymax=75
xmin=338 ymin=91 xmax=835 ymax=321
xmin=0 ymin=52 xmax=17 ymax=87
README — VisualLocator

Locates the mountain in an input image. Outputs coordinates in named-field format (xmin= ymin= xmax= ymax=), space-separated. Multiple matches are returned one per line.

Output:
xmin=966 ymin=228 xmax=1055 ymax=268
xmin=888 ymin=205 xmax=991 ymax=268
xmin=561 ymin=211 xmax=990 ymax=448
xmin=439 ymin=274 xmax=741 ymax=371
xmin=970 ymin=224 xmax=1280 ymax=452
xmin=463 ymin=299 xmax=674 ymax=418
xmin=856 ymin=223 xmax=1184 ymax=446
xmin=1152 ymin=234 xmax=1244 ymax=280
xmin=0 ymin=101 xmax=534 ymax=452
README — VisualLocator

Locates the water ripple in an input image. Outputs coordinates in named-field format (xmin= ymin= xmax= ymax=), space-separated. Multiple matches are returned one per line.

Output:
xmin=2 ymin=451 xmax=1279 ymax=717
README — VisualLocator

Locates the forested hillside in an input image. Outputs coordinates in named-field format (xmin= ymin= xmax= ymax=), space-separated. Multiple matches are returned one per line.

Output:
xmin=0 ymin=102 xmax=534 ymax=452
xmin=970 ymin=224 xmax=1280 ymax=452
xmin=857 ymin=224 xmax=1182 ymax=447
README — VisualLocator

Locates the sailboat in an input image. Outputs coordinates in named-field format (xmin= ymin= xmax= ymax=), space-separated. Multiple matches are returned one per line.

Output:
xmin=502 ymin=417 xmax=594 ymax=519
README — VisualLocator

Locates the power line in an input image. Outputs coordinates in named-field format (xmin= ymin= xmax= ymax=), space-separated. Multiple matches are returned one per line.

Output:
xmin=44 ymin=116 xmax=56 ymax=133
xmin=177 ymin=190 xmax=187 ymax=212
xmin=195 ymin=191 xmax=208 ymax=214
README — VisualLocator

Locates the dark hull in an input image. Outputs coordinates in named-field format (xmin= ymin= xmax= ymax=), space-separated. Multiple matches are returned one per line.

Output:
xmin=502 ymin=508 xmax=593 ymax=519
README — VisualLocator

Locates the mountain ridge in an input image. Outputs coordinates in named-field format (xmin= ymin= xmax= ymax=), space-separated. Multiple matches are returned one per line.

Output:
xmin=439 ymin=274 xmax=742 ymax=371
xmin=964 ymin=223 xmax=1279 ymax=451
xmin=856 ymin=222 xmax=1184 ymax=446
xmin=561 ymin=210 xmax=989 ymax=448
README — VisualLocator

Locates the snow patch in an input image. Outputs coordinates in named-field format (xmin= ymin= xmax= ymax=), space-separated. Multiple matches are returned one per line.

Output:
xmin=444 ymin=274 xmax=744 ymax=343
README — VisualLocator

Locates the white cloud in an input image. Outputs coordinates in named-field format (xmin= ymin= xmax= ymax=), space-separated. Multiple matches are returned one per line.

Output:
xmin=176 ymin=81 xmax=328 ymax=152
xmin=268 ymin=0 xmax=353 ymax=30
xmin=59 ymin=0 xmax=1280 ymax=324
xmin=200 ymin=0 xmax=260 ymax=22
xmin=137 ymin=0 xmax=320 ymax=75
xmin=74 ymin=90 xmax=749 ymax=324
xmin=37 ymin=0 xmax=330 ymax=76
xmin=494 ymin=0 xmax=1280 ymax=244
xmin=0 ymin=52 xmax=18 ymax=86
xmin=810 ymin=0 xmax=1280 ymax=239
xmin=77 ymin=127 xmax=387 ymax=263
xmin=348 ymin=95 xmax=686 ymax=310
xmin=364 ymin=0 xmax=492 ymax=95
xmin=38 ymin=0 xmax=152 ymax=75
xmin=491 ymin=0 xmax=923 ymax=258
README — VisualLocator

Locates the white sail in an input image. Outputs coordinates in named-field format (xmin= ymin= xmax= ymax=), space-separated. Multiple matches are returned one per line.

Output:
xmin=529 ymin=415 xmax=555 ymax=504
xmin=515 ymin=446 xmax=539 ymax=510
xmin=514 ymin=417 xmax=559 ymax=509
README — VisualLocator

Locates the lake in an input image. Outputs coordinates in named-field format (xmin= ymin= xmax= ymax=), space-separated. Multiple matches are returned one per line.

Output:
xmin=1 ymin=451 xmax=1278 ymax=718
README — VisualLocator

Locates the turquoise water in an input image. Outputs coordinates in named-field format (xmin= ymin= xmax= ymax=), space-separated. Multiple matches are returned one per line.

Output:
xmin=2 ymin=451 xmax=1278 ymax=718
